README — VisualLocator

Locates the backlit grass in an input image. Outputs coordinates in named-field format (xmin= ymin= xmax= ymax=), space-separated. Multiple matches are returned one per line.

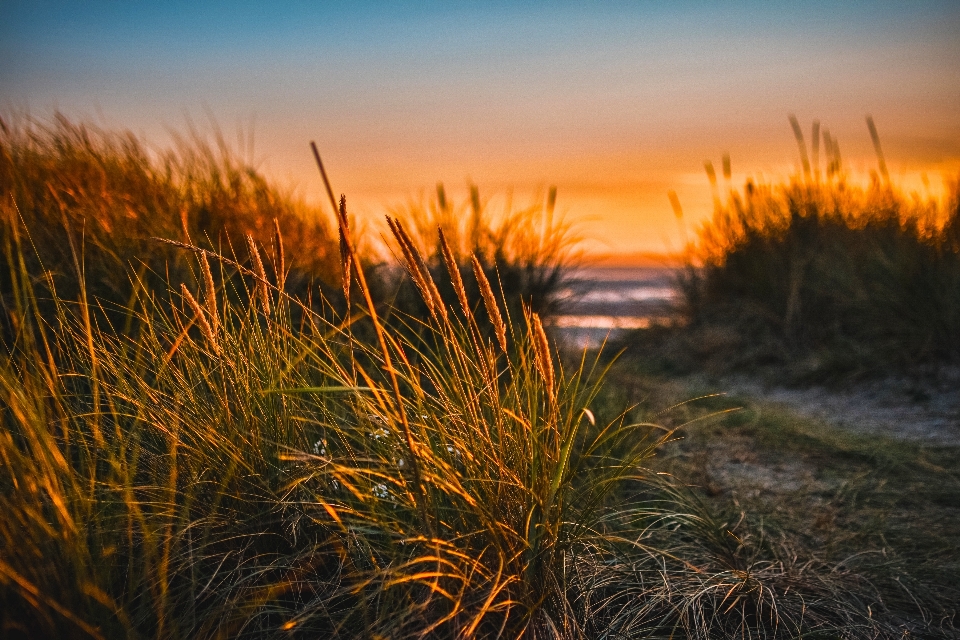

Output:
xmin=0 ymin=113 xmax=343 ymax=319
xmin=0 ymin=114 xmax=943 ymax=638
xmin=661 ymin=118 xmax=960 ymax=380
xmin=1 ymin=201 xmax=916 ymax=637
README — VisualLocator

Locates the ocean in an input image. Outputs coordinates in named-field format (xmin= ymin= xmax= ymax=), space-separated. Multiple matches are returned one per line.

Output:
xmin=550 ymin=266 xmax=679 ymax=349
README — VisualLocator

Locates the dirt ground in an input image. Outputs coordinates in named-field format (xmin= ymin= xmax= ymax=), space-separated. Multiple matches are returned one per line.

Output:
xmin=720 ymin=368 xmax=960 ymax=447
xmin=619 ymin=365 xmax=960 ymax=635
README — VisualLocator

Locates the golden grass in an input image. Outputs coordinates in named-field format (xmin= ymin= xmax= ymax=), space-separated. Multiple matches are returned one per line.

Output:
xmin=0 ymin=115 xmax=926 ymax=638
xmin=2 ymin=203 xmax=920 ymax=637
xmin=669 ymin=118 xmax=960 ymax=377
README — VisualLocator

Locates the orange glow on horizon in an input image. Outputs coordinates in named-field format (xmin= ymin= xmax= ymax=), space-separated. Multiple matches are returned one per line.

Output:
xmin=8 ymin=5 xmax=957 ymax=265
xmin=277 ymin=145 xmax=960 ymax=265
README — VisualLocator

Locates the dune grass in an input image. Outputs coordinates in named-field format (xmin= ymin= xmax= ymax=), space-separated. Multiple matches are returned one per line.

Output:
xmin=654 ymin=118 xmax=960 ymax=380
xmin=383 ymin=182 xmax=577 ymax=330
xmin=0 ymin=114 xmax=580 ymax=341
xmin=1 ymin=113 xmax=944 ymax=637
xmin=1 ymin=192 xmax=920 ymax=637
xmin=0 ymin=113 xmax=347 ymax=327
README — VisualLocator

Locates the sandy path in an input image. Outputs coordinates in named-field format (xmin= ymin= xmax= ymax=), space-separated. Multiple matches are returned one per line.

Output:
xmin=723 ymin=371 xmax=960 ymax=447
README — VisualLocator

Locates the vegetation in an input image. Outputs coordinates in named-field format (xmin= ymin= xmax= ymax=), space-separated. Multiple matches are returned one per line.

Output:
xmin=2 ymin=215 xmax=902 ymax=639
xmin=386 ymin=182 xmax=576 ymax=323
xmin=0 ymin=114 xmax=343 ymax=320
xmin=0 ymin=114 xmax=576 ymax=336
xmin=1 ymin=115 xmax=955 ymax=637
xmin=648 ymin=118 xmax=960 ymax=381
xmin=606 ymin=370 xmax=960 ymax=636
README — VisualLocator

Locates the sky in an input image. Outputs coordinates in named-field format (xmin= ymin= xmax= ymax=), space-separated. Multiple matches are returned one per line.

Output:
xmin=3 ymin=1 xmax=960 ymax=258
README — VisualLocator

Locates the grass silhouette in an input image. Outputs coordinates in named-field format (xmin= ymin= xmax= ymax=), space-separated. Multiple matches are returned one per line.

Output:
xmin=647 ymin=117 xmax=960 ymax=380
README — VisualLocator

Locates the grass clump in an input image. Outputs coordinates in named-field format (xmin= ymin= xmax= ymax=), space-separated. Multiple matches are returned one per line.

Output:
xmin=385 ymin=183 xmax=577 ymax=325
xmin=642 ymin=118 xmax=960 ymax=381
xmin=0 ymin=197 xmax=916 ymax=637
xmin=0 ymin=113 xmax=343 ymax=321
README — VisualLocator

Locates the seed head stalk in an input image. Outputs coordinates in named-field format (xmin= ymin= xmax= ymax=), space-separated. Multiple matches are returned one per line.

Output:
xmin=336 ymin=195 xmax=433 ymax=536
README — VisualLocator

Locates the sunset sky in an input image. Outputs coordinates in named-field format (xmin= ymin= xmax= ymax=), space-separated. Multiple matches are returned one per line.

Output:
xmin=3 ymin=2 xmax=959 ymax=258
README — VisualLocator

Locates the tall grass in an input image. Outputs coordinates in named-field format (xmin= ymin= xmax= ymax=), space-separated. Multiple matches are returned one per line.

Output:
xmin=673 ymin=118 xmax=960 ymax=378
xmin=0 ymin=198 xmax=908 ymax=637
xmin=385 ymin=183 xmax=577 ymax=324
xmin=1 ymin=112 xmax=926 ymax=637
xmin=0 ymin=113 xmax=342 ymax=322
xmin=0 ymin=115 xmax=576 ymax=343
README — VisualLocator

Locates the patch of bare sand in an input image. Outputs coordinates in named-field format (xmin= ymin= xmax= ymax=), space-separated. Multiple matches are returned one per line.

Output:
xmin=723 ymin=369 xmax=960 ymax=447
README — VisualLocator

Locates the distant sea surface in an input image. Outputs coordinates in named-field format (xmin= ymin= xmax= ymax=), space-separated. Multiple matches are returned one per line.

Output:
xmin=551 ymin=266 xmax=679 ymax=348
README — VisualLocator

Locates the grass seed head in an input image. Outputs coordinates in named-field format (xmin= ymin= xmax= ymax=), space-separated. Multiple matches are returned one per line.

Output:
xmin=439 ymin=227 xmax=470 ymax=317
xmin=532 ymin=312 xmax=554 ymax=402
xmin=246 ymin=234 xmax=270 ymax=315
xmin=389 ymin=216 xmax=446 ymax=322
xmin=272 ymin=217 xmax=286 ymax=290
xmin=336 ymin=195 xmax=353 ymax=303
xmin=200 ymin=251 xmax=219 ymax=335
xmin=181 ymin=283 xmax=219 ymax=355
xmin=472 ymin=255 xmax=507 ymax=353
